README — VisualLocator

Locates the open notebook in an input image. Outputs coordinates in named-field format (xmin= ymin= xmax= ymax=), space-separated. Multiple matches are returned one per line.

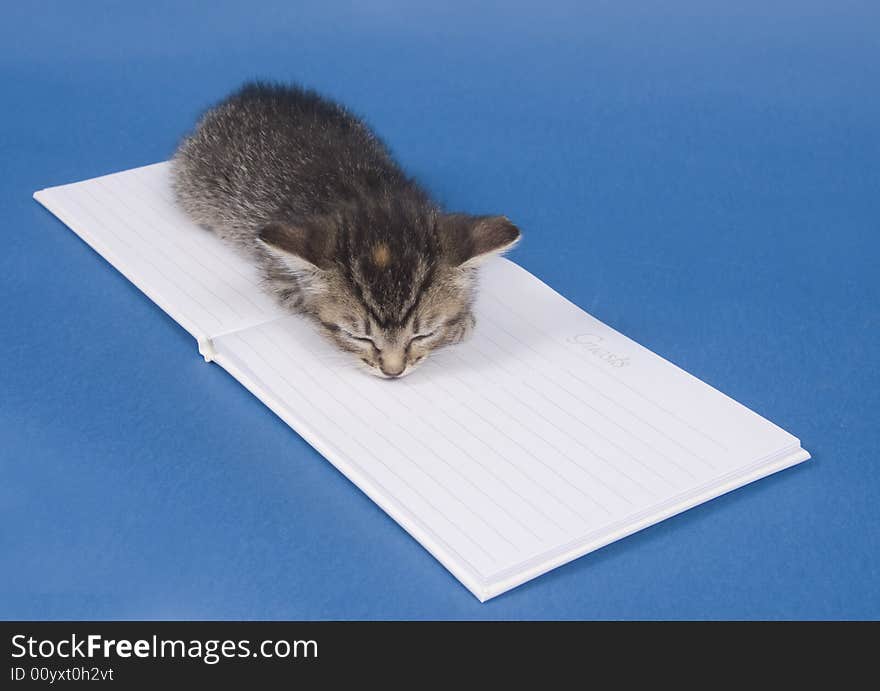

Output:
xmin=34 ymin=163 xmax=809 ymax=601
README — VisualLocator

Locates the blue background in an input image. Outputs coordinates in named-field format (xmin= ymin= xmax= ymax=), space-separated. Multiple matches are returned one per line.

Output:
xmin=2 ymin=1 xmax=878 ymax=619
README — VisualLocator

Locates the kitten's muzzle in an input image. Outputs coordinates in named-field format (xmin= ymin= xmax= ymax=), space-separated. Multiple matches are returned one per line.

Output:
xmin=379 ymin=363 xmax=406 ymax=378
xmin=378 ymin=352 xmax=406 ymax=378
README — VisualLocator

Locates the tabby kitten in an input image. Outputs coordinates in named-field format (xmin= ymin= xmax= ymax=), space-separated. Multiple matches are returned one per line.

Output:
xmin=172 ymin=82 xmax=520 ymax=378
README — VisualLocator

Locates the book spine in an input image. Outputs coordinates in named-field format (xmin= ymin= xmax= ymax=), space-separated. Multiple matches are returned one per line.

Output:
xmin=198 ymin=337 xmax=215 ymax=363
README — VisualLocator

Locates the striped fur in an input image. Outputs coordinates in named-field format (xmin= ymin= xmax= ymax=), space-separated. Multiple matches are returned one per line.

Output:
xmin=172 ymin=82 xmax=520 ymax=377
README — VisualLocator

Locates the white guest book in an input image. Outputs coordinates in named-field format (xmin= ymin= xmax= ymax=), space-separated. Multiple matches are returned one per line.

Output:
xmin=34 ymin=163 xmax=809 ymax=601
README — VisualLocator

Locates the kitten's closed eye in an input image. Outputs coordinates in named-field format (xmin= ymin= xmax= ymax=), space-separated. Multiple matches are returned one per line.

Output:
xmin=343 ymin=330 xmax=376 ymax=346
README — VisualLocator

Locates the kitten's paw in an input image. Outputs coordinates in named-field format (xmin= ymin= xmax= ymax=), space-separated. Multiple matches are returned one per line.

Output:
xmin=450 ymin=312 xmax=476 ymax=344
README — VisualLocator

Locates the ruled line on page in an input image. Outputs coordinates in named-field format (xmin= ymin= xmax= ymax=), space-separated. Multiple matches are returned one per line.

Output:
xmin=298 ymin=345 xmax=549 ymax=545
xmin=135 ymin=167 xmax=273 ymax=289
xmin=482 ymin=295 xmax=725 ymax=465
xmin=258 ymin=326 xmax=553 ymax=552
xmin=227 ymin=335 xmax=506 ymax=571
xmin=88 ymin=178 xmax=258 ymax=324
xmin=297 ymin=337 xmax=590 ymax=543
xmin=286 ymin=296 xmax=669 ymax=518
xmin=45 ymin=166 xmax=287 ymax=340
xmin=98 ymin=172 xmax=272 ymax=317
xmin=445 ymin=344 xmax=669 ymax=496
xmin=450 ymin=327 xmax=704 ymax=491
xmin=362 ymin=384 xmax=552 ymax=544
xmin=470 ymin=329 xmax=702 ymax=482
xmin=519 ymin=379 xmax=678 ymax=488
xmin=391 ymin=379 xmax=581 ymax=534
xmin=279 ymin=315 xmax=667 ymax=533
xmin=213 ymin=333 xmax=502 ymax=581
xmin=76 ymin=182 xmax=248 ymax=322
xmin=51 ymin=186 xmax=226 ymax=334
xmin=252 ymin=318 xmax=619 ymax=551
xmin=227 ymin=330 xmax=516 ymax=570
xmin=486 ymin=288 xmax=732 ymax=451
xmin=225 ymin=308 xmax=745 ymax=579
xmin=418 ymin=366 xmax=629 ymax=511
xmin=284 ymin=334 xmax=609 ymax=533
xmin=394 ymin=399 xmax=573 ymax=534
xmin=72 ymin=182 xmax=240 ymax=329
xmin=408 ymin=371 xmax=608 ymax=521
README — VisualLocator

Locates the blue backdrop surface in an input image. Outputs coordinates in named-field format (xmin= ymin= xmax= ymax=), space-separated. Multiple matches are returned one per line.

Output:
xmin=2 ymin=1 xmax=878 ymax=619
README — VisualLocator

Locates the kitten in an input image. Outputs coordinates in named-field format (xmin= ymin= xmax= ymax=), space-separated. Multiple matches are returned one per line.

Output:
xmin=172 ymin=82 xmax=520 ymax=378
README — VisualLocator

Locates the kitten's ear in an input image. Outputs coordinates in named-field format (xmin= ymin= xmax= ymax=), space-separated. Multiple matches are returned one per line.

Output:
xmin=258 ymin=219 xmax=336 ymax=272
xmin=439 ymin=214 xmax=521 ymax=267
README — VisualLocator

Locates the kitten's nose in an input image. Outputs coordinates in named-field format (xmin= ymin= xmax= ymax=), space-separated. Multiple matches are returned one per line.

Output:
xmin=380 ymin=364 xmax=405 ymax=378
xmin=379 ymin=354 xmax=406 ymax=378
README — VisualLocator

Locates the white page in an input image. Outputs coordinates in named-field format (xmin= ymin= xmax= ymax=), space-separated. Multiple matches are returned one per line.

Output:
xmin=34 ymin=163 xmax=286 ymax=348
xmin=34 ymin=164 xmax=809 ymax=600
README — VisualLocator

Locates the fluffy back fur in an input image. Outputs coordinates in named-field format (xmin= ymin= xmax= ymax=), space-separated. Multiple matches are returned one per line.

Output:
xmin=173 ymin=82 xmax=520 ymax=377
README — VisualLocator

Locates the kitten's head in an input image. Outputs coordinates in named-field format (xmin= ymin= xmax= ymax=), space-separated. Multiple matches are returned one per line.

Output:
xmin=258 ymin=204 xmax=520 ymax=378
